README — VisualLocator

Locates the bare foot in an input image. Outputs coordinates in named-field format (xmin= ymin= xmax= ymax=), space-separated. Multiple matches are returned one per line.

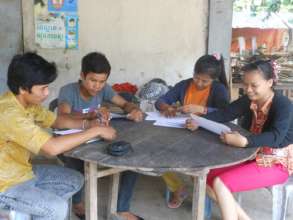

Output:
xmin=167 ymin=187 xmax=188 ymax=209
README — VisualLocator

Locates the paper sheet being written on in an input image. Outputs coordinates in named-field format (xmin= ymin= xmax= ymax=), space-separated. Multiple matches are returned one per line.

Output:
xmin=53 ymin=129 xmax=83 ymax=135
xmin=145 ymin=112 xmax=189 ymax=128
xmin=53 ymin=129 xmax=100 ymax=144
xmin=190 ymin=114 xmax=231 ymax=135
xmin=110 ymin=112 xmax=128 ymax=119
xmin=145 ymin=111 xmax=162 ymax=121
xmin=153 ymin=117 xmax=188 ymax=128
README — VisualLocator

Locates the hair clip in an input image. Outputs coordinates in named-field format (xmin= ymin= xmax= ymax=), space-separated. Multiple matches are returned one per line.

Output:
xmin=270 ymin=60 xmax=280 ymax=83
xmin=212 ymin=53 xmax=221 ymax=61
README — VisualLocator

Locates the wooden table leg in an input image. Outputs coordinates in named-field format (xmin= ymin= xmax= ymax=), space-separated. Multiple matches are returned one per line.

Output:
xmin=192 ymin=172 xmax=208 ymax=220
xmin=107 ymin=173 xmax=120 ymax=220
xmin=85 ymin=162 xmax=98 ymax=220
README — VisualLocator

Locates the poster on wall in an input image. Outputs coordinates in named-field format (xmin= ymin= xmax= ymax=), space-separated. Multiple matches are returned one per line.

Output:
xmin=48 ymin=0 xmax=77 ymax=12
xmin=35 ymin=13 xmax=66 ymax=48
xmin=34 ymin=0 xmax=78 ymax=49
xmin=65 ymin=15 xmax=78 ymax=49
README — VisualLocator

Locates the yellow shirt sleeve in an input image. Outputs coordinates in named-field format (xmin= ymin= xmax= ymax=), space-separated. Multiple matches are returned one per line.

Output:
xmin=28 ymin=105 xmax=57 ymax=128
xmin=0 ymin=107 xmax=52 ymax=155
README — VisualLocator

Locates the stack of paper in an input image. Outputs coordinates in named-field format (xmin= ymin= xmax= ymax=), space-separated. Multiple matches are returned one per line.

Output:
xmin=53 ymin=129 xmax=100 ymax=143
xmin=190 ymin=114 xmax=231 ymax=135
xmin=145 ymin=112 xmax=232 ymax=133
xmin=110 ymin=112 xmax=128 ymax=119
xmin=145 ymin=112 xmax=189 ymax=128
xmin=145 ymin=112 xmax=162 ymax=121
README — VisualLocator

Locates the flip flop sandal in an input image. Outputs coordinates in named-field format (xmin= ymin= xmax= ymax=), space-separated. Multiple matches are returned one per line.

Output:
xmin=166 ymin=188 xmax=188 ymax=209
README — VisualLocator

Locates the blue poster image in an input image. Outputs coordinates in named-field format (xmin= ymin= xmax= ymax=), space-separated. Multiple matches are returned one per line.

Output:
xmin=48 ymin=0 xmax=77 ymax=12
xmin=65 ymin=15 xmax=79 ymax=49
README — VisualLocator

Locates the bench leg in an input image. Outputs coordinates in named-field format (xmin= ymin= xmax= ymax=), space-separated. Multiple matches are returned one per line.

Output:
xmin=107 ymin=173 xmax=120 ymax=220
xmin=192 ymin=173 xmax=207 ymax=220
xmin=85 ymin=162 xmax=98 ymax=220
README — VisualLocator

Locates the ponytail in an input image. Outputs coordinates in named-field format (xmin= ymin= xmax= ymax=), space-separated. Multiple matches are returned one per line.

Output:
xmin=218 ymin=55 xmax=228 ymax=88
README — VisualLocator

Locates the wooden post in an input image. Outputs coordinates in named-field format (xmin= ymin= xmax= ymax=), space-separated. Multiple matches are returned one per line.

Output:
xmin=192 ymin=171 xmax=208 ymax=220
xmin=85 ymin=162 xmax=98 ymax=220
xmin=208 ymin=0 xmax=233 ymax=96
xmin=107 ymin=173 xmax=120 ymax=220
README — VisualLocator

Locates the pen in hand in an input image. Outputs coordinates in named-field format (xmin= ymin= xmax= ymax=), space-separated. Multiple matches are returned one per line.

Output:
xmin=95 ymin=107 xmax=111 ymax=126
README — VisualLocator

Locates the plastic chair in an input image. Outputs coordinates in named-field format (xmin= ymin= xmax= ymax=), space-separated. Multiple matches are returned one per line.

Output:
xmin=0 ymin=198 xmax=72 ymax=220
xmin=0 ymin=200 xmax=31 ymax=220
xmin=271 ymin=176 xmax=293 ymax=220
xmin=0 ymin=209 xmax=31 ymax=220
xmin=237 ymin=176 xmax=293 ymax=220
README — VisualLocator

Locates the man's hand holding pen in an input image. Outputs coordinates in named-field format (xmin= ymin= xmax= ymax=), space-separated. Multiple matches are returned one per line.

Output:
xmin=94 ymin=107 xmax=111 ymax=126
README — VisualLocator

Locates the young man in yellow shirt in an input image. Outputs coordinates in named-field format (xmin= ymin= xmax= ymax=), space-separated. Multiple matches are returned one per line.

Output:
xmin=0 ymin=52 xmax=116 ymax=219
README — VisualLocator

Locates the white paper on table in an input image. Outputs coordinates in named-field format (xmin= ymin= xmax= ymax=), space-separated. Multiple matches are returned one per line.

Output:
xmin=53 ymin=129 xmax=100 ymax=143
xmin=145 ymin=111 xmax=162 ymax=121
xmin=153 ymin=121 xmax=185 ymax=128
xmin=190 ymin=114 xmax=231 ymax=135
xmin=110 ymin=112 xmax=128 ymax=119
xmin=145 ymin=111 xmax=188 ymax=121
xmin=146 ymin=111 xmax=188 ymax=128
xmin=53 ymin=129 xmax=82 ymax=135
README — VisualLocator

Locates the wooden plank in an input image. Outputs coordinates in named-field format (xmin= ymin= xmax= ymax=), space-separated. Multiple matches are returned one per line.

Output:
xmin=191 ymin=170 xmax=208 ymax=220
xmin=97 ymin=168 xmax=126 ymax=178
xmin=107 ymin=173 xmax=120 ymax=220
xmin=85 ymin=162 xmax=98 ymax=220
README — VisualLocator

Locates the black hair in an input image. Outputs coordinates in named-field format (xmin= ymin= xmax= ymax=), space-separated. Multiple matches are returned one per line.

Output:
xmin=241 ymin=60 xmax=275 ymax=85
xmin=81 ymin=52 xmax=111 ymax=77
xmin=193 ymin=54 xmax=228 ymax=88
xmin=7 ymin=52 xmax=57 ymax=95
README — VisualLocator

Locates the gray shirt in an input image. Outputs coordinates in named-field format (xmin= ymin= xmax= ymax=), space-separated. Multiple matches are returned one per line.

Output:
xmin=58 ymin=82 xmax=116 ymax=114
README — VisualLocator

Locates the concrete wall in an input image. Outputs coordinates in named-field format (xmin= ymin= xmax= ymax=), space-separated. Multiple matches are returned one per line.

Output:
xmin=22 ymin=0 xmax=208 ymax=103
xmin=0 ymin=0 xmax=23 ymax=94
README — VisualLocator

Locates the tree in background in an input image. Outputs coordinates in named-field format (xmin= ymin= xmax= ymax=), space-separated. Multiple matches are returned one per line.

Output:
xmin=234 ymin=0 xmax=293 ymax=52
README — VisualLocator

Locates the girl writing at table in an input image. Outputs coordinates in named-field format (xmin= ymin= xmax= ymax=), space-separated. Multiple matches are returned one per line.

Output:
xmin=155 ymin=54 xmax=229 ymax=209
xmin=186 ymin=60 xmax=293 ymax=220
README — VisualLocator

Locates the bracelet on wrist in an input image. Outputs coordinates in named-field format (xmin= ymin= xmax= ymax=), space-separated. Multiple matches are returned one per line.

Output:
xmin=82 ymin=119 xmax=88 ymax=130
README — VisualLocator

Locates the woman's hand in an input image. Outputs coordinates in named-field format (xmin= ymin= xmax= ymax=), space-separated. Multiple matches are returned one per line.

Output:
xmin=256 ymin=155 xmax=276 ymax=167
xmin=185 ymin=118 xmax=199 ymax=131
xmin=127 ymin=109 xmax=144 ymax=122
xmin=161 ymin=106 xmax=177 ymax=118
xmin=178 ymin=105 xmax=206 ymax=115
xmin=220 ymin=131 xmax=248 ymax=148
